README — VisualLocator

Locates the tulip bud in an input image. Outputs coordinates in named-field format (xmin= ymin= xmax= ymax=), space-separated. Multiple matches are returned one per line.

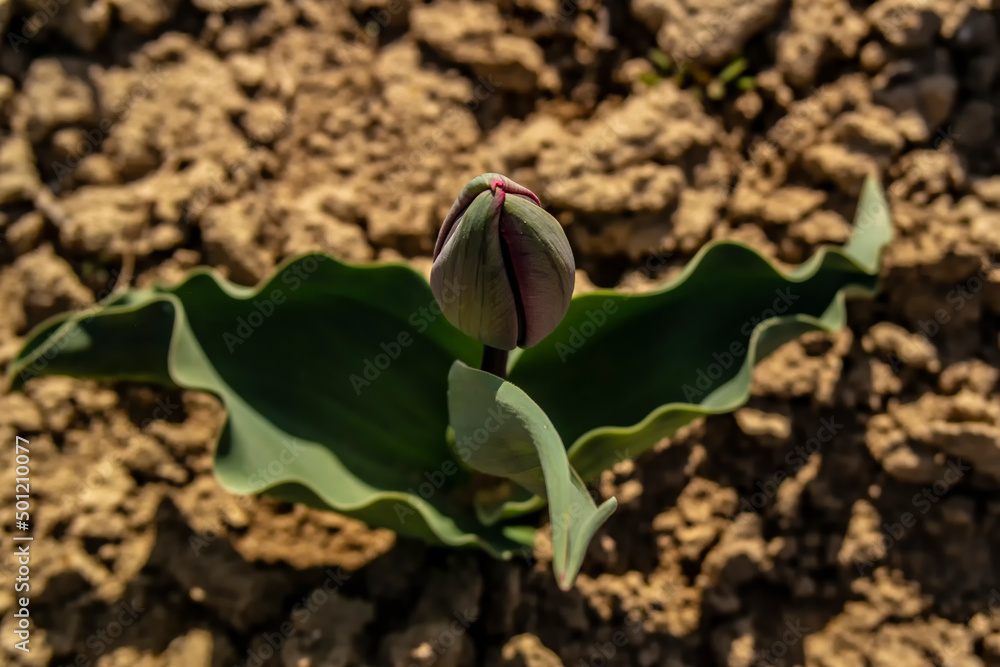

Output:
xmin=431 ymin=174 xmax=575 ymax=352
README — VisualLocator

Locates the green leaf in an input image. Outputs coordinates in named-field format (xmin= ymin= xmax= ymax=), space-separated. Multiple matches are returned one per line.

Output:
xmin=7 ymin=177 xmax=892 ymax=573
xmin=717 ymin=57 xmax=748 ymax=84
xmin=639 ymin=72 xmax=662 ymax=87
xmin=648 ymin=48 xmax=672 ymax=72
xmin=508 ymin=175 xmax=893 ymax=483
xmin=447 ymin=361 xmax=616 ymax=589
xmin=9 ymin=255 xmax=531 ymax=557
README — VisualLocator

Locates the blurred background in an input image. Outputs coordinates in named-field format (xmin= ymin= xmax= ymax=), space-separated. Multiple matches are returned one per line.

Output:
xmin=1 ymin=0 xmax=1000 ymax=665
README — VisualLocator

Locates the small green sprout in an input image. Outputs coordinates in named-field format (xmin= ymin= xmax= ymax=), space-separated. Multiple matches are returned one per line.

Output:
xmin=641 ymin=51 xmax=757 ymax=101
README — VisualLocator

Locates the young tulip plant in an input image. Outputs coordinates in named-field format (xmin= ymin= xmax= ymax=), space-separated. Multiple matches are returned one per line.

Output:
xmin=9 ymin=173 xmax=892 ymax=589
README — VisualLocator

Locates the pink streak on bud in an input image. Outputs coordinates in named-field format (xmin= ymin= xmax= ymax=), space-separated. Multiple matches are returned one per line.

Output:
xmin=492 ymin=175 xmax=541 ymax=206
xmin=434 ymin=174 xmax=543 ymax=259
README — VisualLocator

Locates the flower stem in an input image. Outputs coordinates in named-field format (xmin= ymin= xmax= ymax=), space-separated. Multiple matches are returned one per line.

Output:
xmin=480 ymin=345 xmax=508 ymax=379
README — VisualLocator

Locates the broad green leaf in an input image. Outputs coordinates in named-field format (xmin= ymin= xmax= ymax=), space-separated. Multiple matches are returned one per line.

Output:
xmin=509 ymin=176 xmax=892 ymax=482
xmin=7 ymin=177 xmax=892 ymax=569
xmin=447 ymin=361 xmax=616 ymax=589
xmin=9 ymin=255 xmax=530 ymax=557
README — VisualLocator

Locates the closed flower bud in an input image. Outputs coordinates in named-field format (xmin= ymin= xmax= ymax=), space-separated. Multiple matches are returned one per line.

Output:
xmin=431 ymin=173 xmax=575 ymax=351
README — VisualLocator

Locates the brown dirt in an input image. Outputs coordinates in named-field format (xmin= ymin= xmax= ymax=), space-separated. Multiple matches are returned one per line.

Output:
xmin=1 ymin=0 xmax=1000 ymax=665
